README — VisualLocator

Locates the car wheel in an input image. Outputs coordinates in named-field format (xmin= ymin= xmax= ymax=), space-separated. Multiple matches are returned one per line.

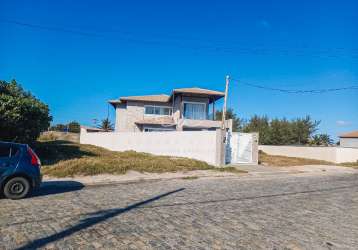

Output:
xmin=3 ymin=177 xmax=31 ymax=200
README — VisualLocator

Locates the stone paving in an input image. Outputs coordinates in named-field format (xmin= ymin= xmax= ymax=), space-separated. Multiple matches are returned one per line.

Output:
xmin=1 ymin=172 xmax=358 ymax=249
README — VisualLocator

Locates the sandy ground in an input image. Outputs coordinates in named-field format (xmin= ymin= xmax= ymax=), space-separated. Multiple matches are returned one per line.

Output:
xmin=43 ymin=164 xmax=357 ymax=186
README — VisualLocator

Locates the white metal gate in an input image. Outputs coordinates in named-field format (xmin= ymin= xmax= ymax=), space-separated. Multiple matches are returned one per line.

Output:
xmin=227 ymin=132 xmax=256 ymax=164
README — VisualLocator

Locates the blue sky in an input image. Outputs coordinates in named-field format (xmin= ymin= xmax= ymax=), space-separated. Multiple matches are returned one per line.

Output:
xmin=1 ymin=0 xmax=357 ymax=139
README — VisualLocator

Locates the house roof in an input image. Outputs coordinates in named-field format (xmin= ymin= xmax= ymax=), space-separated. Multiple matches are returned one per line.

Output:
xmin=109 ymin=94 xmax=170 ymax=105
xmin=172 ymin=87 xmax=224 ymax=97
xmin=109 ymin=87 xmax=224 ymax=106
xmin=339 ymin=131 xmax=358 ymax=138
xmin=135 ymin=117 xmax=176 ymax=126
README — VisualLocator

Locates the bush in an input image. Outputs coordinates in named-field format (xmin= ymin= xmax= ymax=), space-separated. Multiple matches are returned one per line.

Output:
xmin=0 ymin=79 xmax=52 ymax=143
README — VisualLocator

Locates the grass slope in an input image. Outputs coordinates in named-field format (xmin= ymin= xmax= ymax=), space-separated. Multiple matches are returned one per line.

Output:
xmin=259 ymin=150 xmax=358 ymax=168
xmin=34 ymin=140 xmax=214 ymax=177
xmin=259 ymin=150 xmax=333 ymax=167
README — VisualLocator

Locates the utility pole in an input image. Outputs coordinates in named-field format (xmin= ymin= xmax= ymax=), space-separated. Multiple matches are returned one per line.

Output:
xmin=222 ymin=75 xmax=230 ymax=130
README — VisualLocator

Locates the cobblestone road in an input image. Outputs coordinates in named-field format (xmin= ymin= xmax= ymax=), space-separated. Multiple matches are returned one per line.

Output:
xmin=1 ymin=172 xmax=358 ymax=249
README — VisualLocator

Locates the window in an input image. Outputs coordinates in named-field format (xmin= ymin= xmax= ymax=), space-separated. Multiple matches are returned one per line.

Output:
xmin=183 ymin=102 xmax=206 ymax=120
xmin=0 ymin=145 xmax=19 ymax=158
xmin=144 ymin=106 xmax=172 ymax=116
xmin=0 ymin=145 xmax=10 ymax=158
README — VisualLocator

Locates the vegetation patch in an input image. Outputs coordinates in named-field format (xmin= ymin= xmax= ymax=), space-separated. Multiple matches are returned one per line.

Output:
xmin=38 ymin=132 xmax=80 ymax=143
xmin=213 ymin=167 xmax=248 ymax=174
xmin=340 ymin=162 xmax=358 ymax=169
xmin=36 ymin=140 xmax=214 ymax=177
xmin=182 ymin=176 xmax=199 ymax=180
xmin=259 ymin=150 xmax=334 ymax=167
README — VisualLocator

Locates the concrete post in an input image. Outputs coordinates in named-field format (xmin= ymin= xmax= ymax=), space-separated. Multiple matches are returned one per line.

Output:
xmin=251 ymin=132 xmax=259 ymax=165
xmin=215 ymin=129 xmax=226 ymax=166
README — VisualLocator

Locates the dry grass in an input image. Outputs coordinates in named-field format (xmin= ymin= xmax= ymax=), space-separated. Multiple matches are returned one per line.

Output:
xmin=340 ymin=162 xmax=358 ymax=169
xmin=39 ymin=131 xmax=80 ymax=143
xmin=213 ymin=167 xmax=248 ymax=174
xmin=259 ymin=150 xmax=334 ymax=167
xmin=181 ymin=176 xmax=199 ymax=180
xmin=35 ymin=140 xmax=214 ymax=177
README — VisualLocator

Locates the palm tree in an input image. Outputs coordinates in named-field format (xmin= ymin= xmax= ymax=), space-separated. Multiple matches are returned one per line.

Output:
xmin=98 ymin=118 xmax=114 ymax=131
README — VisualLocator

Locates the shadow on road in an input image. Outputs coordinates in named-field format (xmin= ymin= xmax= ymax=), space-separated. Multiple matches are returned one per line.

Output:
xmin=30 ymin=181 xmax=85 ymax=198
xmin=17 ymin=188 xmax=185 ymax=250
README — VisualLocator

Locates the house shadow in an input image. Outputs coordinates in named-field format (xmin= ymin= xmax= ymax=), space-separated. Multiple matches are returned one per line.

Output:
xmin=32 ymin=140 xmax=97 ymax=165
xmin=30 ymin=180 xmax=85 ymax=198
xmin=17 ymin=188 xmax=185 ymax=250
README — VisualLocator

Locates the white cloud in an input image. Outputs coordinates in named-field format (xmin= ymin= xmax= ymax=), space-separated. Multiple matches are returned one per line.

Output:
xmin=336 ymin=120 xmax=352 ymax=126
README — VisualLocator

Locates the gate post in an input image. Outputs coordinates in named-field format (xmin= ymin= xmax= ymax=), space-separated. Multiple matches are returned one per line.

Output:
xmin=215 ymin=129 xmax=226 ymax=166
xmin=252 ymin=132 xmax=259 ymax=165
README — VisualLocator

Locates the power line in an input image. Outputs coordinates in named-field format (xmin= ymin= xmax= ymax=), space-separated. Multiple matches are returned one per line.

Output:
xmin=230 ymin=78 xmax=358 ymax=94
xmin=1 ymin=18 xmax=358 ymax=59
xmin=0 ymin=19 xmax=103 ymax=37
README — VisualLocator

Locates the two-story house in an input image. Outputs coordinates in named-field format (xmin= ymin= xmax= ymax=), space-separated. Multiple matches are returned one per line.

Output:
xmin=109 ymin=87 xmax=232 ymax=132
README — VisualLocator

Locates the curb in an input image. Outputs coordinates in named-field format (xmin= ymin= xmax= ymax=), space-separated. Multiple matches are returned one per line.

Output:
xmin=42 ymin=173 xmax=243 ymax=188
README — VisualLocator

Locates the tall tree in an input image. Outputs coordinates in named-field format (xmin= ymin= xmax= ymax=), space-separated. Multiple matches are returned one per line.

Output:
xmin=242 ymin=115 xmax=321 ymax=145
xmin=291 ymin=116 xmax=320 ymax=144
xmin=242 ymin=115 xmax=271 ymax=144
xmin=0 ymin=79 xmax=52 ymax=143
xmin=269 ymin=118 xmax=294 ymax=145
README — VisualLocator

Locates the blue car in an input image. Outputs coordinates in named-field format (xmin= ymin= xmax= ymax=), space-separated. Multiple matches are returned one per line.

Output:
xmin=0 ymin=141 xmax=42 ymax=199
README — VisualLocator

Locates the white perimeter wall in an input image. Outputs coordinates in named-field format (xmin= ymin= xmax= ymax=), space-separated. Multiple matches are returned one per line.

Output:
xmin=259 ymin=145 xmax=358 ymax=163
xmin=80 ymin=129 xmax=220 ymax=165
xmin=340 ymin=138 xmax=358 ymax=148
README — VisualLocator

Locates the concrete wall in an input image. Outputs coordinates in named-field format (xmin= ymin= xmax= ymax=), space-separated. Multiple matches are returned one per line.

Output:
xmin=336 ymin=147 xmax=358 ymax=163
xmin=340 ymin=138 xmax=358 ymax=148
xmin=80 ymin=128 xmax=224 ymax=165
xmin=259 ymin=145 xmax=358 ymax=163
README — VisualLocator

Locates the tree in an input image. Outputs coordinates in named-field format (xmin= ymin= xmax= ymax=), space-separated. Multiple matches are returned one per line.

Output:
xmin=310 ymin=134 xmax=333 ymax=146
xmin=50 ymin=121 xmax=80 ymax=133
xmin=49 ymin=124 xmax=66 ymax=132
xmin=242 ymin=115 xmax=321 ymax=145
xmin=68 ymin=121 xmax=80 ymax=133
xmin=215 ymin=108 xmax=244 ymax=132
xmin=98 ymin=118 xmax=114 ymax=131
xmin=0 ymin=79 xmax=52 ymax=143
xmin=269 ymin=118 xmax=294 ymax=145
xmin=242 ymin=115 xmax=271 ymax=144
xmin=291 ymin=116 xmax=320 ymax=144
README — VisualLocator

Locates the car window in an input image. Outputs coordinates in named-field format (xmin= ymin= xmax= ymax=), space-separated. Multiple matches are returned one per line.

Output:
xmin=0 ymin=145 xmax=11 ymax=158
xmin=0 ymin=145 xmax=20 ymax=158
xmin=10 ymin=147 xmax=20 ymax=157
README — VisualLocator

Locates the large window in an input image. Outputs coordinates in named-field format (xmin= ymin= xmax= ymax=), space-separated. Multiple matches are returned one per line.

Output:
xmin=183 ymin=102 xmax=206 ymax=120
xmin=144 ymin=106 xmax=172 ymax=116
